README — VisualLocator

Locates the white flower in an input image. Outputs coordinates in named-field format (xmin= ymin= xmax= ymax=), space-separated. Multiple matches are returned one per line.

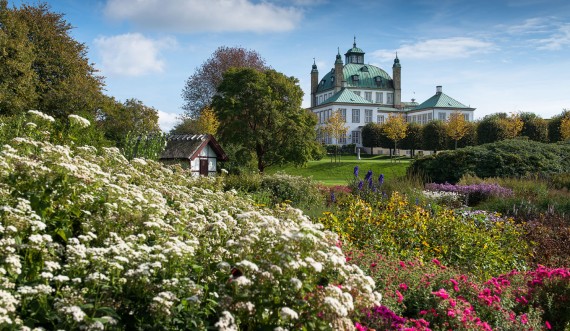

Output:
xmin=290 ymin=278 xmax=302 ymax=291
xmin=60 ymin=305 xmax=86 ymax=322
xmin=324 ymin=297 xmax=348 ymax=317
xmin=28 ymin=110 xmax=55 ymax=122
xmin=279 ymin=307 xmax=299 ymax=320
xmin=215 ymin=311 xmax=237 ymax=331
xmin=68 ymin=114 xmax=91 ymax=128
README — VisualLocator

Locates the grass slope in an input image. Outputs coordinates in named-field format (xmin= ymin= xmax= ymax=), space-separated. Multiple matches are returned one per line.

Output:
xmin=267 ymin=155 xmax=411 ymax=186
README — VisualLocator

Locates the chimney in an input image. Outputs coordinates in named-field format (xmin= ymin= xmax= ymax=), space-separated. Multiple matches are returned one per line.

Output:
xmin=436 ymin=86 xmax=442 ymax=94
xmin=342 ymin=80 xmax=347 ymax=88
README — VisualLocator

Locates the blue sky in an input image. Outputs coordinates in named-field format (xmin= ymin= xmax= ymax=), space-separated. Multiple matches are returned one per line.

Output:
xmin=11 ymin=0 xmax=570 ymax=131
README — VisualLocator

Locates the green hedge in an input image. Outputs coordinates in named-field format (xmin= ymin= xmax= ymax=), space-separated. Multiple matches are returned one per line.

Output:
xmin=409 ymin=139 xmax=570 ymax=183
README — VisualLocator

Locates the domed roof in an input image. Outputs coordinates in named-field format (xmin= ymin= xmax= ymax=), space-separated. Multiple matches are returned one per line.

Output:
xmin=316 ymin=63 xmax=393 ymax=94
xmin=345 ymin=45 xmax=364 ymax=55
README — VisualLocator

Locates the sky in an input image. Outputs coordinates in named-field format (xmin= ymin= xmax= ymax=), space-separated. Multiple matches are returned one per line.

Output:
xmin=10 ymin=0 xmax=570 ymax=131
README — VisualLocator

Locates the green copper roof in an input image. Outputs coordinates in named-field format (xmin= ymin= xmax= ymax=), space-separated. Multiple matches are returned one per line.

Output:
xmin=414 ymin=92 xmax=471 ymax=110
xmin=316 ymin=63 xmax=393 ymax=94
xmin=322 ymin=88 xmax=373 ymax=105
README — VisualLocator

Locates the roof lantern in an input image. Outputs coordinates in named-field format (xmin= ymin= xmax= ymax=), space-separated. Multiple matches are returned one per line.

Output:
xmin=345 ymin=36 xmax=365 ymax=64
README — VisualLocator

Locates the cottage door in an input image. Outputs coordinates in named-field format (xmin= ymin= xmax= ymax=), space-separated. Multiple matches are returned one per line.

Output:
xmin=199 ymin=159 xmax=209 ymax=176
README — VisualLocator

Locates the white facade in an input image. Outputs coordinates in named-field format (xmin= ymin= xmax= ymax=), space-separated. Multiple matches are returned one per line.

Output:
xmin=190 ymin=144 xmax=218 ymax=177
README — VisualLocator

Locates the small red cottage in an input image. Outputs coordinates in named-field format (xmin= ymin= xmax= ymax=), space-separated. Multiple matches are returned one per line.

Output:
xmin=160 ymin=134 xmax=228 ymax=176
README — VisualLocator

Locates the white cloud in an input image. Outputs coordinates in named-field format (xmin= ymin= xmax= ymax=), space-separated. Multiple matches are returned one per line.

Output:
xmin=94 ymin=33 xmax=177 ymax=77
xmin=371 ymin=37 xmax=494 ymax=61
xmin=104 ymin=0 xmax=302 ymax=33
xmin=506 ymin=17 xmax=552 ymax=34
xmin=158 ymin=111 xmax=181 ymax=132
xmin=535 ymin=23 xmax=570 ymax=50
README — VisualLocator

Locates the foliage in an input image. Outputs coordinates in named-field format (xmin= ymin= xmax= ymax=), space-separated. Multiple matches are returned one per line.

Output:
xmin=446 ymin=111 xmax=469 ymax=149
xmin=520 ymin=112 xmax=548 ymax=142
xmin=0 ymin=0 xmax=36 ymax=115
xmin=400 ymin=122 xmax=423 ymax=156
xmin=548 ymin=109 xmax=569 ymax=142
xmin=319 ymin=191 xmax=528 ymax=280
xmin=409 ymin=139 xmax=570 ymax=184
xmin=212 ymin=68 xmax=320 ymax=172
xmin=499 ymin=113 xmax=524 ymax=140
xmin=97 ymin=97 xmax=161 ymax=148
xmin=477 ymin=113 xmax=523 ymax=145
xmin=422 ymin=120 xmax=447 ymax=153
xmin=6 ymin=2 xmax=104 ymax=119
xmin=0 ymin=113 xmax=380 ymax=330
xmin=171 ymin=107 xmax=220 ymax=136
xmin=561 ymin=112 xmax=570 ymax=141
xmin=121 ymin=131 xmax=167 ymax=161
xmin=382 ymin=114 xmax=407 ymax=155
xmin=181 ymin=46 xmax=267 ymax=117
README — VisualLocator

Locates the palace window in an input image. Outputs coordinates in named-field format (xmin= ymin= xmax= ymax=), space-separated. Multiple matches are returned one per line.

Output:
xmin=365 ymin=109 xmax=373 ymax=123
xmin=375 ymin=92 xmax=383 ymax=103
xmin=387 ymin=93 xmax=394 ymax=104
xmin=352 ymin=130 xmax=361 ymax=144
xmin=377 ymin=114 xmax=385 ymax=124
xmin=438 ymin=112 xmax=446 ymax=120
xmin=352 ymin=109 xmax=360 ymax=123
xmin=339 ymin=108 xmax=347 ymax=122
xmin=365 ymin=92 xmax=372 ymax=101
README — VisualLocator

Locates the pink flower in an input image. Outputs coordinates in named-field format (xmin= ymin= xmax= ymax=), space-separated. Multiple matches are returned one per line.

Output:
xmin=399 ymin=283 xmax=409 ymax=291
xmin=432 ymin=288 xmax=450 ymax=300
xmin=450 ymin=278 xmax=460 ymax=292
xmin=520 ymin=313 xmax=528 ymax=325
xmin=354 ymin=322 xmax=367 ymax=331
xmin=546 ymin=321 xmax=552 ymax=329
xmin=396 ymin=290 xmax=404 ymax=303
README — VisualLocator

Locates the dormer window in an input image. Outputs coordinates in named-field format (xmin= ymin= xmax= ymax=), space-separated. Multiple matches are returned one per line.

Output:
xmin=352 ymin=75 xmax=359 ymax=81
xmin=361 ymin=66 xmax=369 ymax=72
xmin=331 ymin=76 xmax=335 ymax=82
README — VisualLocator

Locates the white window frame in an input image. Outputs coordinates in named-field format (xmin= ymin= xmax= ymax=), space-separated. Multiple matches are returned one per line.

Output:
xmin=365 ymin=109 xmax=373 ymax=123
xmin=365 ymin=91 xmax=372 ymax=101
xmin=352 ymin=130 xmax=361 ymax=144
xmin=375 ymin=92 xmax=383 ymax=103
xmin=387 ymin=93 xmax=394 ymax=104
xmin=352 ymin=109 xmax=360 ymax=123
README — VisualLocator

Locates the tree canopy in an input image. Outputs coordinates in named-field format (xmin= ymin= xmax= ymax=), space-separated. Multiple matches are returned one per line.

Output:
xmin=382 ymin=114 xmax=407 ymax=157
xmin=446 ymin=111 xmax=469 ymax=149
xmin=1 ymin=2 xmax=104 ymax=118
xmin=212 ymin=68 xmax=318 ymax=172
xmin=182 ymin=46 xmax=267 ymax=118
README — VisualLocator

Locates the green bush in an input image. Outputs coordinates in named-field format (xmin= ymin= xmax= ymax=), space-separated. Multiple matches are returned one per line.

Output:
xmin=409 ymin=139 xmax=570 ymax=183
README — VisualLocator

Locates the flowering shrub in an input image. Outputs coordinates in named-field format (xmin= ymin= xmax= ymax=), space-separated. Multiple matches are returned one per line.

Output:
xmin=349 ymin=253 xmax=568 ymax=330
xmin=425 ymin=182 xmax=513 ymax=206
xmin=320 ymin=192 xmax=528 ymax=279
xmin=0 ymin=113 xmax=381 ymax=330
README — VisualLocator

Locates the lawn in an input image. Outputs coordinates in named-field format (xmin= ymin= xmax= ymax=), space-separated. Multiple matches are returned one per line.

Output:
xmin=266 ymin=154 xmax=412 ymax=186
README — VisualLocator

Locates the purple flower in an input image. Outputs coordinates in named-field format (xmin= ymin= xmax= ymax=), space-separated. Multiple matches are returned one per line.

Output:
xmin=354 ymin=165 xmax=359 ymax=177
xmin=368 ymin=177 xmax=373 ymax=188
xmin=330 ymin=191 xmax=336 ymax=203
xmin=378 ymin=174 xmax=384 ymax=185
xmin=364 ymin=170 xmax=373 ymax=181
xmin=358 ymin=180 xmax=363 ymax=190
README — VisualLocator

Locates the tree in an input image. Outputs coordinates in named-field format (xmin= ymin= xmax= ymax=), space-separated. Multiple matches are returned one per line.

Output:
xmin=520 ymin=112 xmax=548 ymax=142
xmin=477 ymin=114 xmax=505 ymax=144
xmin=13 ymin=2 xmax=104 ymax=118
xmin=323 ymin=110 xmax=348 ymax=162
xmin=182 ymin=46 xmax=267 ymax=117
xmin=423 ymin=120 xmax=448 ymax=153
xmin=401 ymin=122 xmax=423 ymax=157
xmin=362 ymin=123 xmax=382 ymax=149
xmin=499 ymin=112 xmax=523 ymax=140
xmin=0 ymin=0 xmax=36 ymax=115
xmin=212 ymin=68 xmax=319 ymax=172
xmin=170 ymin=107 xmax=220 ymax=136
xmin=97 ymin=97 xmax=160 ymax=148
xmin=561 ymin=112 xmax=570 ymax=141
xmin=549 ymin=109 xmax=570 ymax=142
xmin=382 ymin=114 xmax=407 ymax=159
xmin=446 ymin=111 xmax=468 ymax=149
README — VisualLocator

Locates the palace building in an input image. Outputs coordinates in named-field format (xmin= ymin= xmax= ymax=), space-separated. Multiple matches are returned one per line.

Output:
xmin=310 ymin=39 xmax=475 ymax=146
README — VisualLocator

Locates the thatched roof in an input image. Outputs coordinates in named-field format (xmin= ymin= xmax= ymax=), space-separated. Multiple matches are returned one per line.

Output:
xmin=160 ymin=134 xmax=228 ymax=161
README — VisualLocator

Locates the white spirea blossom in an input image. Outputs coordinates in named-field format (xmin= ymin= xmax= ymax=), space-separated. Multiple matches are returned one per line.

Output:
xmin=68 ymin=114 xmax=91 ymax=128
xmin=28 ymin=110 xmax=55 ymax=122
xmin=215 ymin=311 xmax=237 ymax=331
xmin=60 ymin=305 xmax=86 ymax=322
xmin=279 ymin=307 xmax=299 ymax=320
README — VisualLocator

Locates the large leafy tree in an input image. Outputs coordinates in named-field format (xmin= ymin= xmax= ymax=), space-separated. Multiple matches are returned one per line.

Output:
xmin=561 ymin=112 xmax=570 ymax=142
xmin=548 ymin=109 xmax=570 ymax=143
xmin=446 ymin=111 xmax=468 ymax=149
xmin=323 ymin=110 xmax=347 ymax=162
xmin=12 ymin=2 xmax=104 ymax=118
xmin=212 ymin=67 xmax=318 ymax=172
xmin=0 ymin=0 xmax=36 ymax=115
xmin=382 ymin=114 xmax=407 ymax=159
xmin=182 ymin=46 xmax=267 ymax=118
xmin=96 ymin=97 xmax=160 ymax=148
xmin=520 ymin=112 xmax=548 ymax=142
xmin=401 ymin=122 xmax=423 ymax=157
xmin=423 ymin=120 xmax=448 ymax=153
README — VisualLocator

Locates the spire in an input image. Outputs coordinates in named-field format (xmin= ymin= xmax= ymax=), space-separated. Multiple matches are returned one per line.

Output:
xmin=335 ymin=47 xmax=342 ymax=64
xmin=353 ymin=35 xmax=356 ymax=48
xmin=393 ymin=52 xmax=401 ymax=67
xmin=311 ymin=57 xmax=318 ymax=72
